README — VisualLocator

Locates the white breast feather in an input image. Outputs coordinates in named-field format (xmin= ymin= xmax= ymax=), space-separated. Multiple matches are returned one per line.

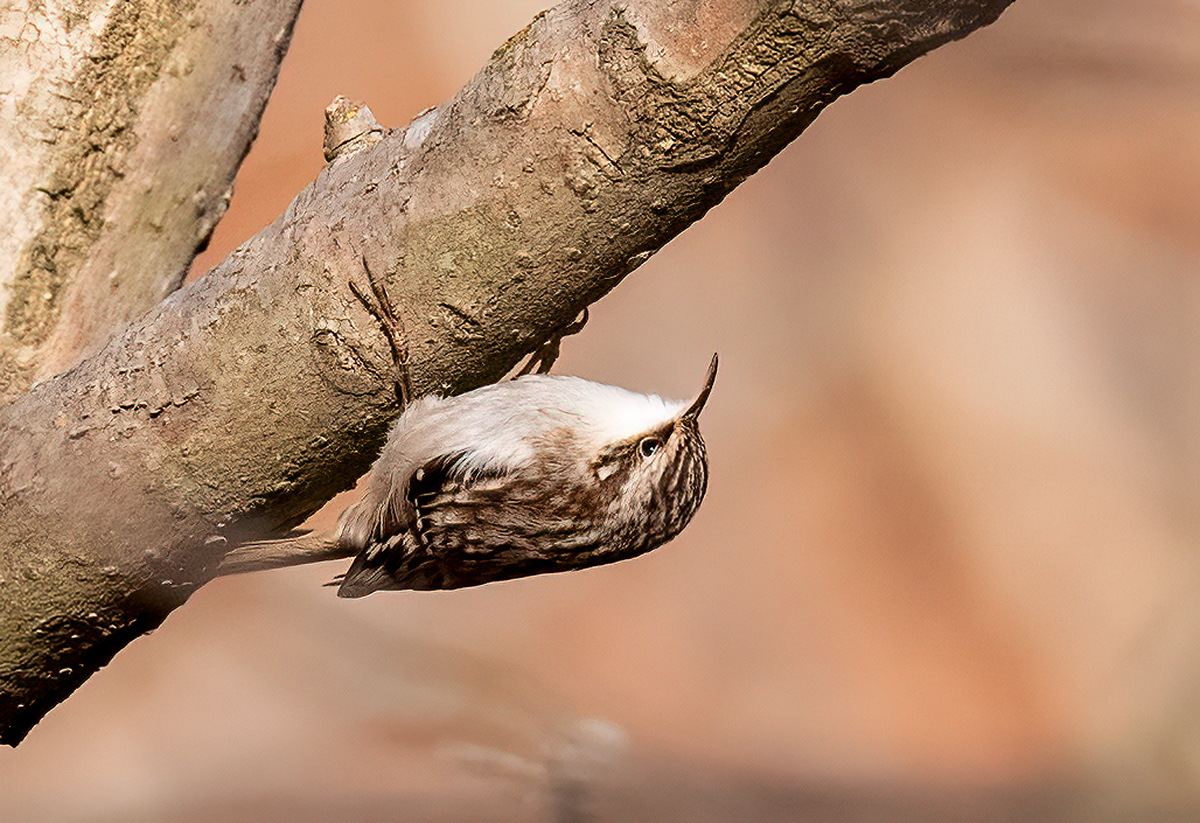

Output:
xmin=547 ymin=378 xmax=685 ymax=449
xmin=382 ymin=375 xmax=686 ymax=481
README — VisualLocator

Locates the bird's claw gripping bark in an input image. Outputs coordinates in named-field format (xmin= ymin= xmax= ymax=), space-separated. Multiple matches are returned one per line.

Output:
xmin=516 ymin=307 xmax=589 ymax=377
xmin=351 ymin=254 xmax=413 ymax=407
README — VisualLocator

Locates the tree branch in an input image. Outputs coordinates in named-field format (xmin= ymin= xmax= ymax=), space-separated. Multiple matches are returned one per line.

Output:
xmin=0 ymin=0 xmax=305 ymax=400
xmin=0 ymin=0 xmax=1016 ymax=745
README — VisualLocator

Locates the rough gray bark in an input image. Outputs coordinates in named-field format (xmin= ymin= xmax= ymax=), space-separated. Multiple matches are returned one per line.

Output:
xmin=0 ymin=0 xmax=1016 ymax=745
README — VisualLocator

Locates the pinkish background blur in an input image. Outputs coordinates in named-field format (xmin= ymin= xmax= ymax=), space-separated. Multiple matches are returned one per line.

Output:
xmin=4 ymin=0 xmax=1200 ymax=820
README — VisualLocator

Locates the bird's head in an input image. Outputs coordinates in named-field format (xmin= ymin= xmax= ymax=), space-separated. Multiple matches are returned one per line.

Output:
xmin=588 ymin=354 xmax=717 ymax=554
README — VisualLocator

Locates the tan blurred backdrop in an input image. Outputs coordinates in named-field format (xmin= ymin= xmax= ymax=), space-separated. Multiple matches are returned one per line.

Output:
xmin=3 ymin=0 xmax=1200 ymax=820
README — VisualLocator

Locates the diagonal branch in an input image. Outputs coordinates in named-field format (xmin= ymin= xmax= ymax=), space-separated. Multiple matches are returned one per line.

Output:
xmin=0 ymin=0 xmax=1016 ymax=745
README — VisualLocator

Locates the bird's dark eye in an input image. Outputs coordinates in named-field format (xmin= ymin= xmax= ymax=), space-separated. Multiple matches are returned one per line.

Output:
xmin=638 ymin=437 xmax=662 ymax=458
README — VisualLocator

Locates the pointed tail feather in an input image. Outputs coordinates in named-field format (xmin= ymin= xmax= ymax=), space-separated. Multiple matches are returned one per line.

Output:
xmin=335 ymin=554 xmax=394 ymax=598
xmin=218 ymin=533 xmax=352 ymax=576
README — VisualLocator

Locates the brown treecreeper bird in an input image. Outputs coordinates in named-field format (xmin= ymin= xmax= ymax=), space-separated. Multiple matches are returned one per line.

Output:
xmin=220 ymin=355 xmax=717 ymax=597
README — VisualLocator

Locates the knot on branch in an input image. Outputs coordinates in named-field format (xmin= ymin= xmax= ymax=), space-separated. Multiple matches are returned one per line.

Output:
xmin=323 ymin=95 xmax=384 ymax=161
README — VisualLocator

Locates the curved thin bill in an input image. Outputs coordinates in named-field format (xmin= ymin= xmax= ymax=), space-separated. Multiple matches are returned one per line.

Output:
xmin=680 ymin=353 xmax=718 ymax=422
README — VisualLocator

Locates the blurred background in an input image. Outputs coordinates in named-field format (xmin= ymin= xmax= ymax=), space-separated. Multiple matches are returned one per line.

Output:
xmin=3 ymin=0 xmax=1200 ymax=819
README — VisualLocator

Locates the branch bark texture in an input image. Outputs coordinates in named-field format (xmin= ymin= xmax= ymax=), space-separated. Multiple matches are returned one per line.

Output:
xmin=0 ymin=0 xmax=1015 ymax=744
xmin=0 ymin=0 xmax=304 ymax=401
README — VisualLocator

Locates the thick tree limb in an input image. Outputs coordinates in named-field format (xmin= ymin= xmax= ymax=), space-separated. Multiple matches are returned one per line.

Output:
xmin=0 ymin=0 xmax=1015 ymax=745
xmin=0 ymin=0 xmax=305 ymax=401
